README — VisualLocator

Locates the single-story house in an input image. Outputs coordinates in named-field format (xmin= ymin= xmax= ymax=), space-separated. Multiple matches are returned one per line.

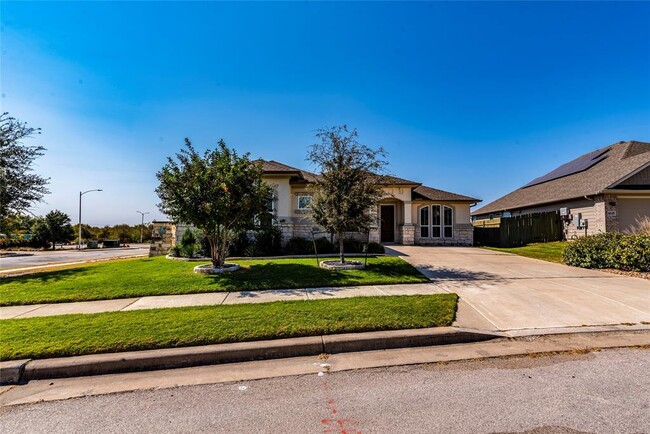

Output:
xmin=472 ymin=141 xmax=650 ymax=237
xmin=260 ymin=160 xmax=480 ymax=246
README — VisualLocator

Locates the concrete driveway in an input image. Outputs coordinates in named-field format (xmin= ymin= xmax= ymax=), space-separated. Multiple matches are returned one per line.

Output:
xmin=388 ymin=246 xmax=650 ymax=332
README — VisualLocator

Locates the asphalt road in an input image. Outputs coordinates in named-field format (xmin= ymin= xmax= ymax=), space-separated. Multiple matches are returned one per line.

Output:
xmin=1 ymin=348 xmax=648 ymax=433
xmin=0 ymin=245 xmax=150 ymax=270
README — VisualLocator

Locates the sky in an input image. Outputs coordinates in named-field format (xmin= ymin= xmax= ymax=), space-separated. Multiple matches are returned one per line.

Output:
xmin=1 ymin=1 xmax=649 ymax=226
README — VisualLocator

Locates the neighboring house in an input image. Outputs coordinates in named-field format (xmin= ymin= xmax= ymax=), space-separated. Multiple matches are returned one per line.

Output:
xmin=472 ymin=141 xmax=650 ymax=237
xmin=261 ymin=160 xmax=479 ymax=246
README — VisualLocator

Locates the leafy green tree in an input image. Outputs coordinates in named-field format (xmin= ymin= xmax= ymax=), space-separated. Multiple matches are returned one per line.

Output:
xmin=307 ymin=126 xmax=387 ymax=264
xmin=0 ymin=113 xmax=50 ymax=226
xmin=156 ymin=139 xmax=272 ymax=268
xmin=31 ymin=210 xmax=74 ymax=250
xmin=72 ymin=224 xmax=94 ymax=242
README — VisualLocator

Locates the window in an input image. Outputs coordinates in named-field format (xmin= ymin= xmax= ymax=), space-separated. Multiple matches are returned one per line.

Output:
xmin=418 ymin=204 xmax=453 ymax=239
xmin=297 ymin=195 xmax=312 ymax=210
xmin=443 ymin=206 xmax=453 ymax=238
xmin=419 ymin=206 xmax=429 ymax=238
xmin=432 ymin=205 xmax=441 ymax=238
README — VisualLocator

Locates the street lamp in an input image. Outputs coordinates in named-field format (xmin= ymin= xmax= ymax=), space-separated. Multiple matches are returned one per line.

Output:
xmin=78 ymin=189 xmax=102 ymax=249
xmin=136 ymin=210 xmax=150 ymax=244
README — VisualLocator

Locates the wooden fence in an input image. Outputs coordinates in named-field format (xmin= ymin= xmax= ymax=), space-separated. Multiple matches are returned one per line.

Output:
xmin=474 ymin=211 xmax=563 ymax=247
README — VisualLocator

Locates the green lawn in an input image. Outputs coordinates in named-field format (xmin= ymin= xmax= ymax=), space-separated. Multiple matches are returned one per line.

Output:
xmin=483 ymin=241 xmax=568 ymax=263
xmin=0 ymin=256 xmax=429 ymax=306
xmin=0 ymin=294 xmax=457 ymax=360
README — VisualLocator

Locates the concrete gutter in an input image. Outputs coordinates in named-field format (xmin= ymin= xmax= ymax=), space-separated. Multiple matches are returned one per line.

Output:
xmin=0 ymin=327 xmax=500 ymax=385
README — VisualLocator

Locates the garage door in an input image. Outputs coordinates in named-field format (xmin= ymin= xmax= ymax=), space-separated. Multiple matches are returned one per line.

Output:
xmin=618 ymin=198 xmax=650 ymax=232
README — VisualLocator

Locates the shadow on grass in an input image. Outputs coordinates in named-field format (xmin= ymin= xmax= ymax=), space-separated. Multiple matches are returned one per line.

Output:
xmin=2 ymin=266 xmax=94 ymax=284
xmin=204 ymin=262 xmax=357 ymax=291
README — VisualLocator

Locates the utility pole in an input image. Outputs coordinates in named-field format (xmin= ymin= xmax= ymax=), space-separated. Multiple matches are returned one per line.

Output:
xmin=78 ymin=189 xmax=103 ymax=249
xmin=136 ymin=211 xmax=150 ymax=244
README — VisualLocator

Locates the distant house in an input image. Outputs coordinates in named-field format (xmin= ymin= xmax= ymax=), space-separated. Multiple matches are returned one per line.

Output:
xmin=472 ymin=141 xmax=650 ymax=237
xmin=260 ymin=160 xmax=480 ymax=246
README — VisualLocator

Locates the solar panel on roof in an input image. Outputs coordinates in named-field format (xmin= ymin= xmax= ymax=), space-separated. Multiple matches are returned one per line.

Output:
xmin=522 ymin=147 xmax=611 ymax=188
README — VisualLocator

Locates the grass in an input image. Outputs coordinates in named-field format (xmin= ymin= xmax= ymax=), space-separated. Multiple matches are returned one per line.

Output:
xmin=0 ymin=256 xmax=429 ymax=306
xmin=0 ymin=294 xmax=457 ymax=360
xmin=483 ymin=241 xmax=568 ymax=263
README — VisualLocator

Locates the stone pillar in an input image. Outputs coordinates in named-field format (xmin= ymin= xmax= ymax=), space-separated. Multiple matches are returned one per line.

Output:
xmin=402 ymin=224 xmax=415 ymax=245
xmin=453 ymin=224 xmax=474 ymax=246
xmin=149 ymin=221 xmax=175 ymax=256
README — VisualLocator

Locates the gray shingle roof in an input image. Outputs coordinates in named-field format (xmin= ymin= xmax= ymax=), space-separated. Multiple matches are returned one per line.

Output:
xmin=472 ymin=141 xmax=650 ymax=216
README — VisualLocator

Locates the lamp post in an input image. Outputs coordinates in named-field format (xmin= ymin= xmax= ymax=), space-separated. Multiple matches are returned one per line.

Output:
xmin=78 ymin=189 xmax=102 ymax=249
xmin=136 ymin=210 xmax=150 ymax=244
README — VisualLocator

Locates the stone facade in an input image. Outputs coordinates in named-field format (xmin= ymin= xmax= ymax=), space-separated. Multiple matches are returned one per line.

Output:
xmin=149 ymin=221 xmax=175 ymax=256
xmin=415 ymin=223 xmax=473 ymax=246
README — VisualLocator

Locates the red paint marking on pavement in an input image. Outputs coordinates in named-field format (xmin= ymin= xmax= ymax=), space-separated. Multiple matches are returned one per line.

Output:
xmin=320 ymin=379 xmax=362 ymax=434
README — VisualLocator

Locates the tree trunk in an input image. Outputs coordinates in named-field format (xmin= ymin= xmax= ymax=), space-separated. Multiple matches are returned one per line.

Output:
xmin=208 ymin=236 xmax=219 ymax=268
xmin=338 ymin=232 xmax=345 ymax=264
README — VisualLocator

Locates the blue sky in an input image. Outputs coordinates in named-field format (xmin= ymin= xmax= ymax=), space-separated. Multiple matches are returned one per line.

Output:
xmin=2 ymin=1 xmax=649 ymax=226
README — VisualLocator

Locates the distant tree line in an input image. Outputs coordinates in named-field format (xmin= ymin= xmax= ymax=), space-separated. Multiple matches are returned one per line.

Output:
xmin=1 ymin=212 xmax=152 ymax=249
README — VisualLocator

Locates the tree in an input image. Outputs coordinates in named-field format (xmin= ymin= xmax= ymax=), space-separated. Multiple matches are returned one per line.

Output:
xmin=307 ymin=126 xmax=388 ymax=264
xmin=0 ymin=113 xmax=50 ymax=226
xmin=156 ymin=139 xmax=272 ymax=268
xmin=31 ymin=210 xmax=74 ymax=250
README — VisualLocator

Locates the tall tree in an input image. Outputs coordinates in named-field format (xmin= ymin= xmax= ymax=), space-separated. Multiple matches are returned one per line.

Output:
xmin=31 ymin=210 xmax=74 ymax=250
xmin=308 ymin=126 xmax=388 ymax=264
xmin=156 ymin=139 xmax=272 ymax=268
xmin=0 ymin=113 xmax=50 ymax=227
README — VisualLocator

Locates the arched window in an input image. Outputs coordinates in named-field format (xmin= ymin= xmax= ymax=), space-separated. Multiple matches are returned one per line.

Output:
xmin=419 ymin=206 xmax=429 ymax=238
xmin=443 ymin=206 xmax=453 ymax=238
xmin=418 ymin=205 xmax=454 ymax=239
xmin=432 ymin=205 xmax=441 ymax=238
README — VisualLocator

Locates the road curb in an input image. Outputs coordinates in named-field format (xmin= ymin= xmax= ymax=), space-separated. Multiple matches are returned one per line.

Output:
xmin=1 ymin=327 xmax=500 ymax=384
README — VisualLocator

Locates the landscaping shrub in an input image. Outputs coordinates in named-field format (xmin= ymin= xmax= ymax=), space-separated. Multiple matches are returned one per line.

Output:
xmin=563 ymin=233 xmax=650 ymax=272
xmin=343 ymin=238 xmax=364 ymax=253
xmin=169 ymin=245 xmax=181 ymax=257
xmin=285 ymin=236 xmax=313 ymax=255
xmin=314 ymin=237 xmax=336 ymax=254
xmin=254 ymin=226 xmax=283 ymax=256
xmin=229 ymin=231 xmax=253 ymax=257
xmin=367 ymin=242 xmax=385 ymax=254
xmin=180 ymin=229 xmax=198 ymax=258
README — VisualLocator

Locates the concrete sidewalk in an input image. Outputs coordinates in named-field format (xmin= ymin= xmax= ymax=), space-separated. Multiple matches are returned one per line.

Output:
xmin=0 ymin=283 xmax=447 ymax=320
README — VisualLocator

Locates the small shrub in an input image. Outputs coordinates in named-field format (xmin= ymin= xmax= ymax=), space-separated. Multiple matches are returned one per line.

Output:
xmin=314 ymin=237 xmax=336 ymax=254
xmin=196 ymin=232 xmax=211 ymax=257
xmin=254 ymin=226 xmax=283 ymax=256
xmin=616 ymin=234 xmax=650 ymax=271
xmin=367 ymin=242 xmax=385 ymax=254
xmin=180 ymin=229 xmax=198 ymax=258
xmin=343 ymin=238 xmax=364 ymax=253
xmin=564 ymin=232 xmax=649 ymax=272
xmin=169 ymin=245 xmax=181 ymax=257
xmin=229 ymin=231 xmax=253 ymax=257
xmin=285 ymin=237 xmax=313 ymax=255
